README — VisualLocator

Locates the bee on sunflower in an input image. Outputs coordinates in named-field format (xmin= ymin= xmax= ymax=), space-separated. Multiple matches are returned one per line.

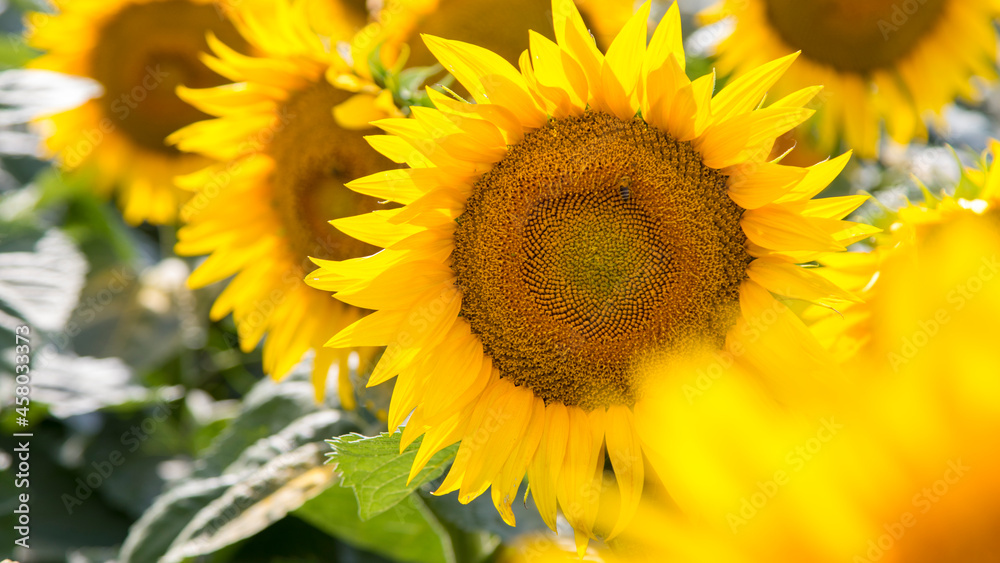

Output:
xmin=577 ymin=142 xmax=1000 ymax=562
xmin=307 ymin=0 xmax=876 ymax=551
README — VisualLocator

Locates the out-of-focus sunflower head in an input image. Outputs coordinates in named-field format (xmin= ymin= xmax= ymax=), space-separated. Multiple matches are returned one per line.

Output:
xmin=702 ymin=0 xmax=1000 ymax=158
xmin=306 ymin=0 xmax=879 ymax=552
xmin=371 ymin=0 xmax=636 ymax=72
xmin=809 ymin=140 xmax=1000 ymax=366
xmin=24 ymin=0 xmax=268 ymax=225
xmin=510 ymin=232 xmax=1000 ymax=560
xmin=168 ymin=0 xmax=398 ymax=408
xmin=895 ymin=139 xmax=1000 ymax=230
xmin=873 ymin=139 xmax=1000 ymax=368
xmin=612 ymin=146 xmax=1000 ymax=561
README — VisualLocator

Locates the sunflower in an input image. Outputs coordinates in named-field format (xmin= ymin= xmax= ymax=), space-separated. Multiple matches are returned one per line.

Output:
xmin=702 ymin=0 xmax=1000 ymax=158
xmin=168 ymin=0 xmax=397 ymax=406
xmin=603 ymin=166 xmax=1000 ymax=562
xmin=809 ymin=140 xmax=1000 ymax=363
xmin=895 ymin=139 xmax=1000 ymax=229
xmin=307 ymin=0 xmax=876 ymax=550
xmin=376 ymin=0 xmax=635 ymax=69
xmin=506 ymin=146 xmax=1000 ymax=562
xmin=26 ymin=0 xmax=261 ymax=225
xmin=520 ymin=321 xmax=1000 ymax=563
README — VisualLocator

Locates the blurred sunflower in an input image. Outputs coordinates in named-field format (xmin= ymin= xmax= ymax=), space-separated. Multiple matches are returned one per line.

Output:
xmin=376 ymin=0 xmax=635 ymax=69
xmin=895 ymin=139 xmax=1000 ymax=228
xmin=168 ymin=0 xmax=398 ymax=406
xmin=810 ymin=140 xmax=1000 ymax=363
xmin=27 ymin=0 xmax=256 ymax=225
xmin=308 ymin=0 xmax=876 ymax=549
xmin=599 ymin=159 xmax=1000 ymax=562
xmin=702 ymin=0 xmax=1000 ymax=158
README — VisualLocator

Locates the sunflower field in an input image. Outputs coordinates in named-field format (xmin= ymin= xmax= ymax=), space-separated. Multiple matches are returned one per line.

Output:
xmin=2 ymin=0 xmax=1000 ymax=562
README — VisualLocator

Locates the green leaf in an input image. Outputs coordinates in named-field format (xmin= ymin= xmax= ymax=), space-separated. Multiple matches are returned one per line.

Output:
xmin=328 ymin=431 xmax=458 ymax=520
xmin=684 ymin=54 xmax=717 ymax=84
xmin=367 ymin=42 xmax=389 ymax=87
xmin=0 ymin=33 xmax=39 ymax=69
xmin=117 ymin=374 xmax=354 ymax=563
xmin=954 ymin=145 xmax=984 ymax=201
xmin=192 ymin=375 xmax=323 ymax=478
xmin=32 ymin=168 xmax=145 ymax=270
xmin=160 ymin=443 xmax=337 ymax=563
xmin=295 ymin=483 xmax=456 ymax=563
xmin=15 ymin=354 xmax=182 ymax=419
xmin=118 ymin=474 xmax=239 ymax=563
xmin=397 ymin=64 xmax=443 ymax=98
xmin=0 ymin=226 xmax=87 ymax=332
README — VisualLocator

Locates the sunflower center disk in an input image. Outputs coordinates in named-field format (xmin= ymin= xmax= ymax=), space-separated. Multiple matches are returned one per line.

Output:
xmin=270 ymin=80 xmax=392 ymax=273
xmin=523 ymin=192 xmax=669 ymax=340
xmin=454 ymin=112 xmax=752 ymax=410
xmin=764 ymin=0 xmax=946 ymax=73
xmin=92 ymin=0 xmax=248 ymax=152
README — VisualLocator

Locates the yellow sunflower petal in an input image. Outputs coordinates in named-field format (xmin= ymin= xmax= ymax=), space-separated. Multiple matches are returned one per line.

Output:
xmin=747 ymin=257 xmax=860 ymax=306
xmin=422 ymin=35 xmax=547 ymax=128
xmin=742 ymin=205 xmax=846 ymax=252
xmin=709 ymin=52 xmax=799 ymax=126
xmin=604 ymin=404 xmax=644 ymax=539
xmin=300 ymin=0 xmax=871 ymax=544
xmin=527 ymin=402 xmax=570 ymax=531
xmin=597 ymin=1 xmax=650 ymax=119
xmin=727 ymin=161 xmax=809 ymax=209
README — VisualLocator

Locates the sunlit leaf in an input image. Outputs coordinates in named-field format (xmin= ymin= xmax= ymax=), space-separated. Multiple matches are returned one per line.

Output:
xmin=328 ymin=431 xmax=458 ymax=520
xmin=296 ymin=482 xmax=457 ymax=563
